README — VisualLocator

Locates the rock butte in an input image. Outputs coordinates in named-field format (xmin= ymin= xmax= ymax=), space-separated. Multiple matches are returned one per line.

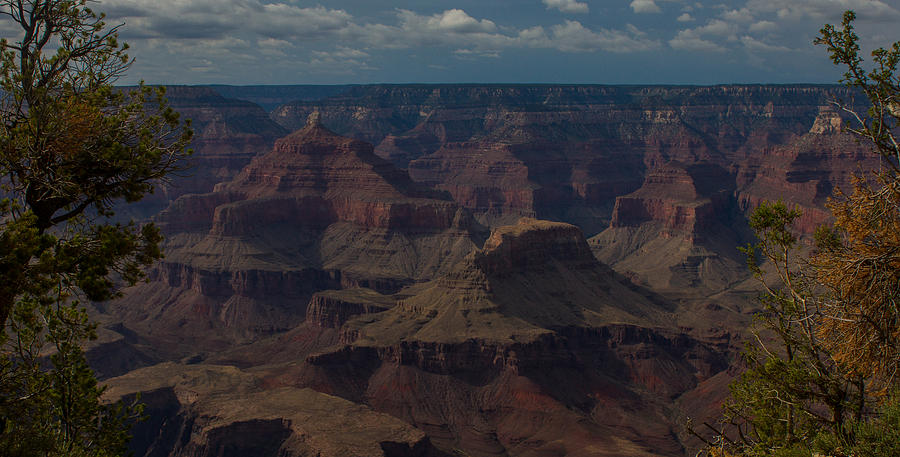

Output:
xmin=111 ymin=111 xmax=483 ymax=354
xmin=95 ymin=84 xmax=876 ymax=457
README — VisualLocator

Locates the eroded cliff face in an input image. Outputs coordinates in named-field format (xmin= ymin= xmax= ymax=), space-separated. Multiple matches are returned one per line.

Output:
xmin=102 ymin=363 xmax=442 ymax=457
xmin=110 ymin=115 xmax=484 ymax=354
xmin=590 ymin=161 xmax=749 ymax=292
xmin=123 ymin=87 xmax=287 ymax=219
xmin=283 ymin=219 xmax=728 ymax=457
xmin=98 ymin=84 xmax=880 ymax=457
xmin=306 ymin=289 xmax=397 ymax=329
xmin=271 ymin=85 xmax=869 ymax=235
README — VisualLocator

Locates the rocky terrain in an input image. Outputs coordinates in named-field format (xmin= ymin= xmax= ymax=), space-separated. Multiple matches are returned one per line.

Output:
xmin=121 ymin=86 xmax=288 ymax=220
xmin=110 ymin=112 xmax=483 ymax=355
xmin=94 ymin=84 xmax=877 ymax=457
xmin=103 ymin=363 xmax=442 ymax=457
xmin=271 ymin=85 xmax=874 ymax=233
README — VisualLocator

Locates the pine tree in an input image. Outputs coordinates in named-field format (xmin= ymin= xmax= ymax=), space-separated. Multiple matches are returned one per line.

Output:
xmin=0 ymin=1 xmax=192 ymax=454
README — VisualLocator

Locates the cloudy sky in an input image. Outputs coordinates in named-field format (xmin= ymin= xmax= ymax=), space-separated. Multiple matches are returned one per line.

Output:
xmin=52 ymin=0 xmax=900 ymax=85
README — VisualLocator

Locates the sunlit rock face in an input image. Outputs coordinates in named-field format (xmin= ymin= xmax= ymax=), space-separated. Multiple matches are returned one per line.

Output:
xmin=298 ymin=218 xmax=726 ymax=457
xmin=99 ymin=84 xmax=881 ymax=457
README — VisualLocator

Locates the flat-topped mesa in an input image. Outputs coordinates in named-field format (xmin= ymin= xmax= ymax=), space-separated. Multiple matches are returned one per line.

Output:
xmin=809 ymin=106 xmax=844 ymax=135
xmin=735 ymin=105 xmax=878 ymax=234
xmin=592 ymin=161 xmax=746 ymax=292
xmin=610 ymin=161 xmax=734 ymax=237
xmin=103 ymin=363 xmax=439 ymax=457
xmin=336 ymin=218 xmax=671 ymax=348
xmin=474 ymin=218 xmax=597 ymax=276
xmin=301 ymin=218 xmax=720 ymax=457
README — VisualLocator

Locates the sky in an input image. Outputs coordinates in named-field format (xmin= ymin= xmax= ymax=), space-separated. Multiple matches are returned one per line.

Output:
xmin=18 ymin=0 xmax=900 ymax=85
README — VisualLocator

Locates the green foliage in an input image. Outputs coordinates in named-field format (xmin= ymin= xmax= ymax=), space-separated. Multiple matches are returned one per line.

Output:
xmin=0 ymin=1 xmax=191 ymax=455
xmin=692 ymin=10 xmax=900 ymax=457
xmin=697 ymin=202 xmax=868 ymax=457
xmin=0 ymin=296 xmax=143 ymax=457
xmin=815 ymin=11 xmax=900 ymax=171
xmin=814 ymin=9 xmax=900 ymax=386
xmin=812 ymin=400 xmax=900 ymax=457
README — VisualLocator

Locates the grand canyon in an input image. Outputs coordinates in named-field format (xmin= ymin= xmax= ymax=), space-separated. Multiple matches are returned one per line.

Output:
xmin=92 ymin=84 xmax=874 ymax=457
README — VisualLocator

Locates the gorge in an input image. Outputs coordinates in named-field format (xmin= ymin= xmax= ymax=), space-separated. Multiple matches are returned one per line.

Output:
xmin=95 ymin=84 xmax=871 ymax=457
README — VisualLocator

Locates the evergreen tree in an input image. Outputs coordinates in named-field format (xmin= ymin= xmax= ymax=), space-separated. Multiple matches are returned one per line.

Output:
xmin=813 ymin=10 xmax=900 ymax=386
xmin=691 ymin=10 xmax=900 ymax=457
xmin=0 ymin=1 xmax=192 ymax=454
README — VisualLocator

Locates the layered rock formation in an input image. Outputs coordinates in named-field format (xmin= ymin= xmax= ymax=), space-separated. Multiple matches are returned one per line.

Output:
xmin=272 ymin=85 xmax=868 ymax=234
xmin=111 ymin=114 xmax=483 ymax=354
xmin=96 ymin=84 xmax=885 ymax=457
xmin=735 ymin=105 xmax=877 ymax=233
xmin=306 ymin=288 xmax=396 ymax=329
xmin=292 ymin=219 xmax=726 ymax=456
xmin=103 ymin=363 xmax=441 ymax=457
xmin=342 ymin=218 xmax=670 ymax=345
xmin=591 ymin=161 xmax=748 ymax=292
xmin=123 ymin=86 xmax=287 ymax=219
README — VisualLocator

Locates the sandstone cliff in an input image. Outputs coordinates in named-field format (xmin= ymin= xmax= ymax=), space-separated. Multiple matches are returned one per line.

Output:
xmin=591 ymin=161 xmax=749 ymax=292
xmin=271 ymin=85 xmax=869 ymax=234
xmin=111 ymin=115 xmax=483 ymax=354
xmin=97 ymin=84 xmax=883 ymax=457
xmin=290 ymin=218 xmax=727 ymax=456
xmin=123 ymin=86 xmax=287 ymax=219
xmin=343 ymin=218 xmax=671 ymax=346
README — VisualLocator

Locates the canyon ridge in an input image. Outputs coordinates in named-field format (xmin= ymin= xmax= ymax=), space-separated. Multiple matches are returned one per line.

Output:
xmin=94 ymin=84 xmax=873 ymax=457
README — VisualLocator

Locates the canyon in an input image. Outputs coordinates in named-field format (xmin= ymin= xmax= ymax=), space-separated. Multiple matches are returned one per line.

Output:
xmin=95 ymin=84 xmax=874 ymax=457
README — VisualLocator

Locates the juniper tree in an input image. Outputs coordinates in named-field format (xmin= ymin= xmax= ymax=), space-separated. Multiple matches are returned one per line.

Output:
xmin=0 ymin=1 xmax=191 ymax=454
xmin=690 ymin=10 xmax=900 ymax=457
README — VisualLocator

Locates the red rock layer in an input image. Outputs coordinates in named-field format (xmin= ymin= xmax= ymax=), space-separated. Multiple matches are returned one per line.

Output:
xmin=112 ymin=115 xmax=482 ymax=354
xmin=610 ymin=161 xmax=734 ymax=238
xmin=290 ymin=218 xmax=727 ymax=456
xmin=124 ymin=87 xmax=287 ymax=219
xmin=735 ymin=106 xmax=877 ymax=233
xmin=168 ymin=114 xmax=469 ymax=235
xmin=592 ymin=161 xmax=747 ymax=292
xmin=272 ymin=85 xmax=868 ymax=233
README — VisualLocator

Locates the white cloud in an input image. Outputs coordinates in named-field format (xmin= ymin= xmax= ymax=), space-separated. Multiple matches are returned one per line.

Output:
xmin=545 ymin=20 xmax=660 ymax=52
xmin=669 ymin=32 xmax=726 ymax=52
xmin=744 ymin=0 xmax=900 ymax=22
xmin=454 ymin=48 xmax=502 ymax=58
xmin=630 ymin=0 xmax=662 ymax=14
xmin=748 ymin=20 xmax=777 ymax=33
xmin=355 ymin=11 xmax=656 ymax=55
xmin=669 ymin=19 xmax=738 ymax=52
xmin=741 ymin=35 xmax=792 ymax=53
xmin=367 ymin=9 xmax=511 ymax=49
xmin=696 ymin=19 xmax=738 ymax=37
xmin=103 ymin=0 xmax=353 ymax=40
xmin=543 ymin=0 xmax=590 ymax=14
xmin=722 ymin=8 xmax=755 ymax=23
xmin=89 ymin=1 xmax=807 ymax=83
xmin=420 ymin=9 xmax=498 ymax=33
